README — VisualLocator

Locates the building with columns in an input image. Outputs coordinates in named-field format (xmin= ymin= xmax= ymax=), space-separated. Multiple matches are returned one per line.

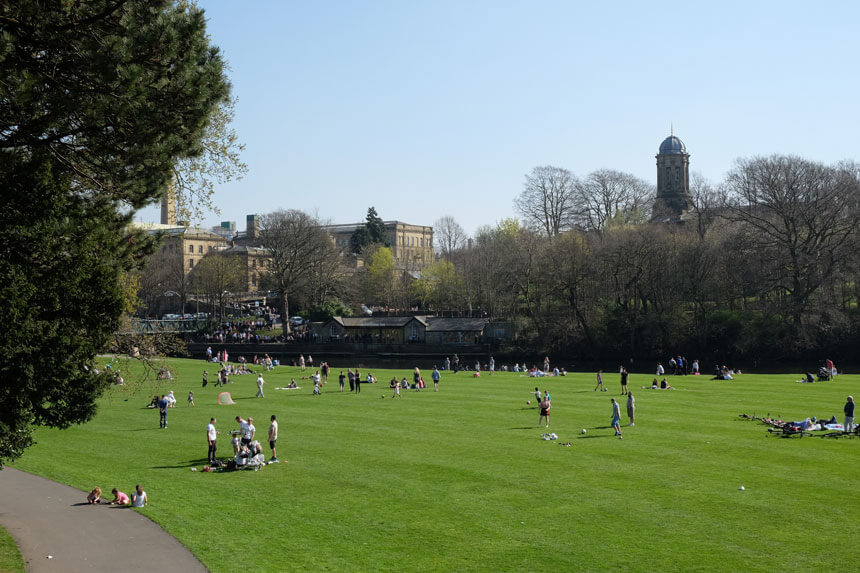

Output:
xmin=650 ymin=134 xmax=694 ymax=223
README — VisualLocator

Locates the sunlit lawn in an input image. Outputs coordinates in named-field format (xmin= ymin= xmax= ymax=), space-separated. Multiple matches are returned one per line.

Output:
xmin=11 ymin=357 xmax=859 ymax=571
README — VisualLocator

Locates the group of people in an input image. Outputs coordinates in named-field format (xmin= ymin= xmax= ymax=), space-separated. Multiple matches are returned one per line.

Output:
xmin=204 ymin=415 xmax=282 ymax=466
xmin=662 ymin=356 xmax=698 ymax=376
xmin=645 ymin=378 xmax=673 ymax=390
xmin=86 ymin=484 xmax=147 ymax=507
xmin=610 ymin=395 xmax=635 ymax=438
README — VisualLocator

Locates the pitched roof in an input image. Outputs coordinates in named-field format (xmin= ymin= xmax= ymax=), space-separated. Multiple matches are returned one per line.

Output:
xmin=331 ymin=316 xmax=427 ymax=328
xmin=423 ymin=317 xmax=489 ymax=332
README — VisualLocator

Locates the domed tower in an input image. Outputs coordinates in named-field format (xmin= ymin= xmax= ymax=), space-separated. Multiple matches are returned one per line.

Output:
xmin=650 ymin=134 xmax=693 ymax=223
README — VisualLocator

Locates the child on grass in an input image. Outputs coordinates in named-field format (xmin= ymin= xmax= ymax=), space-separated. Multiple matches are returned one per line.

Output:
xmin=87 ymin=486 xmax=102 ymax=504
xmin=109 ymin=488 xmax=129 ymax=505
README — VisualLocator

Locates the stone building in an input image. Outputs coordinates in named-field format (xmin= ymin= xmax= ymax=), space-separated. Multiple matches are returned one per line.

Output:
xmin=220 ymin=244 xmax=270 ymax=292
xmin=138 ymin=224 xmax=228 ymax=275
xmin=323 ymin=221 xmax=435 ymax=270
xmin=650 ymin=134 xmax=694 ymax=223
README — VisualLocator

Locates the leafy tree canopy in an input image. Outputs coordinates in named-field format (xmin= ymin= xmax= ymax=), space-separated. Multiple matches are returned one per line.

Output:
xmin=0 ymin=0 xmax=228 ymax=464
xmin=350 ymin=207 xmax=390 ymax=253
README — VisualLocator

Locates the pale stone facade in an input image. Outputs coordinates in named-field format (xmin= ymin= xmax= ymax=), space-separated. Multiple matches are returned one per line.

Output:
xmin=651 ymin=134 xmax=693 ymax=223
xmin=324 ymin=221 xmax=434 ymax=270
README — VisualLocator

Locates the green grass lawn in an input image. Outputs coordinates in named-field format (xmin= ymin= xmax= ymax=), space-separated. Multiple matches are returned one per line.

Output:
xmin=0 ymin=525 xmax=25 ymax=573
xmin=10 ymin=358 xmax=859 ymax=571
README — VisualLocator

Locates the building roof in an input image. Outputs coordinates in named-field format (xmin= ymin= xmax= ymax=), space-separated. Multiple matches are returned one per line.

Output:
xmin=133 ymin=224 xmax=225 ymax=241
xmin=424 ymin=317 xmax=489 ymax=332
xmin=331 ymin=316 xmax=428 ymax=328
xmin=222 ymin=245 xmax=268 ymax=255
xmin=658 ymin=135 xmax=687 ymax=155
xmin=322 ymin=221 xmax=432 ymax=234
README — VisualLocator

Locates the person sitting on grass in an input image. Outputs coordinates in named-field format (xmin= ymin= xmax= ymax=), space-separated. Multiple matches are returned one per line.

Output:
xmin=389 ymin=377 xmax=398 ymax=389
xmin=287 ymin=379 xmax=298 ymax=389
xmin=147 ymin=395 xmax=159 ymax=408
xmin=109 ymin=488 xmax=129 ymax=505
xmin=131 ymin=484 xmax=148 ymax=508
xmin=651 ymin=378 xmax=659 ymax=389
xmin=87 ymin=486 xmax=102 ymax=504
xmin=660 ymin=378 xmax=673 ymax=389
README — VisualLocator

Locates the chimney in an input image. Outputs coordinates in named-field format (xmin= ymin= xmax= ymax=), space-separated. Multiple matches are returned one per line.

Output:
xmin=246 ymin=214 xmax=258 ymax=240
xmin=160 ymin=184 xmax=177 ymax=225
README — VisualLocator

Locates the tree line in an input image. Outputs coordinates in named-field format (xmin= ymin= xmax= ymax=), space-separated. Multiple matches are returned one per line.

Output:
xmin=143 ymin=154 xmax=860 ymax=369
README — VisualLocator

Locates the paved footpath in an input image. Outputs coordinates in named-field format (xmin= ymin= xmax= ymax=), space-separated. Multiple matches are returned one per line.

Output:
xmin=0 ymin=467 xmax=207 ymax=572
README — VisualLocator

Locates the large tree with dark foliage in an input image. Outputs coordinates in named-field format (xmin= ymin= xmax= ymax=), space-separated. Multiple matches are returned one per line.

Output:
xmin=0 ymin=0 xmax=228 ymax=464
xmin=350 ymin=206 xmax=389 ymax=254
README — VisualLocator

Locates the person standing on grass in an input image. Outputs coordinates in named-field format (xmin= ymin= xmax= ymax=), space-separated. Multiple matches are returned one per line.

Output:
xmin=355 ymin=368 xmax=361 ymax=393
xmin=539 ymin=397 xmax=551 ymax=427
xmin=620 ymin=367 xmax=629 ymax=396
xmin=237 ymin=416 xmax=254 ymax=447
xmin=202 ymin=370 xmax=208 ymax=387
xmin=432 ymin=366 xmax=441 ymax=392
xmin=207 ymin=418 xmax=218 ymax=463
xmin=595 ymin=370 xmax=607 ymax=392
xmin=268 ymin=415 xmax=280 ymax=462
xmin=339 ymin=370 xmax=346 ymax=392
xmin=611 ymin=398 xmax=622 ymax=438
xmin=845 ymin=396 xmax=855 ymax=434
xmin=188 ymin=391 xmax=195 ymax=406
xmin=256 ymin=373 xmax=265 ymax=398
xmin=626 ymin=392 xmax=635 ymax=426
xmin=157 ymin=395 xmax=168 ymax=429
xmin=489 ymin=356 xmax=495 ymax=375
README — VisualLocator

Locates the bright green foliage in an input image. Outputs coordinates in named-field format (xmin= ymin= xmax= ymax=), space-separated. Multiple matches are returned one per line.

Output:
xmin=350 ymin=207 xmax=390 ymax=254
xmin=362 ymin=246 xmax=396 ymax=306
xmin=10 ymin=359 xmax=858 ymax=571
xmin=0 ymin=525 xmax=25 ymax=572
xmin=308 ymin=298 xmax=354 ymax=322
xmin=412 ymin=260 xmax=464 ymax=310
xmin=0 ymin=1 xmax=228 ymax=464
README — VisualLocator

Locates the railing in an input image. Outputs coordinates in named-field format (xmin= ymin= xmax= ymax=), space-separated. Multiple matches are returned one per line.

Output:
xmin=123 ymin=319 xmax=206 ymax=333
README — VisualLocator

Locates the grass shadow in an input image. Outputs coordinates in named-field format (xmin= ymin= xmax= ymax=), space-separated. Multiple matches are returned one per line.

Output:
xmin=152 ymin=458 xmax=209 ymax=469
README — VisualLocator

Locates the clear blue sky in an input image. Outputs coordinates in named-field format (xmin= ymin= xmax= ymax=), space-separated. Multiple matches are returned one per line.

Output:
xmin=136 ymin=0 xmax=860 ymax=237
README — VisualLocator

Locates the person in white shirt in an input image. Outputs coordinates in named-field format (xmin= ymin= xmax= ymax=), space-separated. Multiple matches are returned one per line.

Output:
xmin=131 ymin=484 xmax=147 ymax=507
xmin=268 ymin=415 xmax=280 ymax=462
xmin=207 ymin=418 xmax=218 ymax=463
xmin=256 ymin=374 xmax=265 ymax=398
xmin=236 ymin=416 xmax=255 ymax=447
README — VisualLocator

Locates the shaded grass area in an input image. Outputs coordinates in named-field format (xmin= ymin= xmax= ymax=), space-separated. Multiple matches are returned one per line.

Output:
xmin=0 ymin=525 xmax=25 ymax=573
xmin=12 ymin=359 xmax=859 ymax=571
